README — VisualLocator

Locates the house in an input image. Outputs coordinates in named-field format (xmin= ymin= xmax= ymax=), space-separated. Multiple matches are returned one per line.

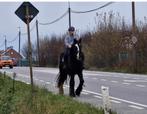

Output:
xmin=0 ymin=47 xmax=23 ymax=65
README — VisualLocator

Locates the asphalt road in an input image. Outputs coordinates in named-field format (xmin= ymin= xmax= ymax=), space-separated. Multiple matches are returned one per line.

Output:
xmin=0 ymin=67 xmax=147 ymax=114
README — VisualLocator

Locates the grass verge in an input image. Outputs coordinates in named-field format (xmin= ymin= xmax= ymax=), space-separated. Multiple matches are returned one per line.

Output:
xmin=0 ymin=73 xmax=116 ymax=114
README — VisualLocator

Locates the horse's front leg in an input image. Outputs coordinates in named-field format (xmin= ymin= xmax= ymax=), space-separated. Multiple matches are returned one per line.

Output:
xmin=75 ymin=72 xmax=84 ymax=96
xmin=69 ymin=74 xmax=75 ymax=97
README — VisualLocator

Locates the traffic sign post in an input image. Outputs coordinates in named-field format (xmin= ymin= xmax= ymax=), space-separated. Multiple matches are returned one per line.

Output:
xmin=15 ymin=2 xmax=39 ymax=92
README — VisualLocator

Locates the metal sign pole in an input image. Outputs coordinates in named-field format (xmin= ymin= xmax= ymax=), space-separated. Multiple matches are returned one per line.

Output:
xmin=36 ymin=19 xmax=40 ymax=67
xmin=26 ymin=5 xmax=34 ymax=92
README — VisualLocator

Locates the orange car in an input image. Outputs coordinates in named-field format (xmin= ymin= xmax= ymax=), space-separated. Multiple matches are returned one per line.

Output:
xmin=0 ymin=56 xmax=13 ymax=69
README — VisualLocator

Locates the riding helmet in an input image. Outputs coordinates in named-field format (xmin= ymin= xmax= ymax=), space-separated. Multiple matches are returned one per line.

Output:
xmin=68 ymin=26 xmax=75 ymax=31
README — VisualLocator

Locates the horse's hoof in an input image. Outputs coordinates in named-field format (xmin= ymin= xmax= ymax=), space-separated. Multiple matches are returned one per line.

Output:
xmin=69 ymin=93 xmax=76 ymax=97
xmin=76 ymin=93 xmax=80 ymax=97
xmin=75 ymin=92 xmax=80 ymax=97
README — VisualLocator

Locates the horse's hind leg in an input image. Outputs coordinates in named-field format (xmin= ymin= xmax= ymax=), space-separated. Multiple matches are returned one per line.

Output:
xmin=69 ymin=75 xmax=75 ymax=97
xmin=59 ymin=83 xmax=64 ymax=95
xmin=75 ymin=73 xmax=84 ymax=96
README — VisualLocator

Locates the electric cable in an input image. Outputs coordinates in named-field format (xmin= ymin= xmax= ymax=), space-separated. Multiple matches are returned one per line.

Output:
xmin=21 ymin=22 xmax=36 ymax=36
xmin=7 ymin=33 xmax=19 ymax=43
xmin=71 ymin=2 xmax=114 ymax=14
xmin=39 ymin=10 xmax=68 ymax=25
xmin=0 ymin=40 xmax=5 ymax=48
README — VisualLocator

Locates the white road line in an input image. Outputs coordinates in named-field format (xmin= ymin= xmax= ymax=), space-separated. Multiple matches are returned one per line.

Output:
xmin=85 ymin=71 xmax=147 ymax=78
xmin=124 ymin=80 xmax=147 ymax=83
xmin=110 ymin=100 xmax=121 ymax=104
xmin=21 ymin=80 xmax=30 ymax=85
xmin=123 ymin=77 xmax=129 ymax=79
xmin=111 ymin=81 xmax=118 ymax=83
xmin=0 ymin=71 xmax=29 ymax=79
xmin=39 ymin=80 xmax=45 ymax=83
xmin=111 ymin=75 xmax=118 ymax=77
xmin=85 ymin=73 xmax=99 ymax=76
xmin=46 ymin=82 xmax=51 ymax=84
xmin=21 ymin=80 xmax=26 ymax=83
xmin=129 ymin=105 xmax=144 ymax=110
xmin=83 ymin=89 xmax=147 ymax=108
xmin=122 ymin=83 xmax=130 ymax=85
xmin=124 ymin=80 xmax=136 ymax=82
xmin=34 ymin=70 xmax=58 ymax=74
xmin=94 ymin=95 xmax=102 ymax=99
xmin=136 ymin=85 xmax=146 ymax=88
xmin=101 ymin=79 xmax=106 ymax=81
xmin=26 ymin=82 xmax=30 ymax=85
xmin=94 ymin=96 xmax=121 ymax=104
xmin=34 ymin=78 xmax=39 ymax=81
xmin=92 ymin=78 xmax=97 ymax=80
xmin=18 ymin=74 xmax=29 ymax=78
xmin=133 ymin=78 xmax=140 ymax=80
xmin=81 ymin=92 xmax=89 ymax=95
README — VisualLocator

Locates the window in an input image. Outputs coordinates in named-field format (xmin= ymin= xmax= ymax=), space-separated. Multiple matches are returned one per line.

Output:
xmin=11 ymin=52 xmax=13 ymax=55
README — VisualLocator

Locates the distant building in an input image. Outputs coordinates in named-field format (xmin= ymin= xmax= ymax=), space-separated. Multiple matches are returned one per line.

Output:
xmin=0 ymin=47 xmax=23 ymax=65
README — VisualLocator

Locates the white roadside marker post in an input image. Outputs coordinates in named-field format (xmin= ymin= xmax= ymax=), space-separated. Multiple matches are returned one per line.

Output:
xmin=101 ymin=86 xmax=112 ymax=114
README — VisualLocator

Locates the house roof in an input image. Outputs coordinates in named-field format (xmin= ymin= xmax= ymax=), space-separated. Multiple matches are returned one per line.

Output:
xmin=0 ymin=50 xmax=5 ymax=55
xmin=0 ymin=47 xmax=23 ymax=58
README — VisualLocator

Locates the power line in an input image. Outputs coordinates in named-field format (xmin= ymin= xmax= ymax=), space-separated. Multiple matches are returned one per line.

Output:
xmin=71 ymin=2 xmax=114 ymax=14
xmin=39 ymin=10 xmax=68 ymax=25
xmin=21 ymin=31 xmax=27 ymax=36
xmin=7 ymin=33 xmax=19 ymax=43
xmin=0 ymin=40 xmax=5 ymax=48
xmin=21 ymin=22 xmax=36 ymax=36
xmin=16 ymin=2 xmax=113 ymax=37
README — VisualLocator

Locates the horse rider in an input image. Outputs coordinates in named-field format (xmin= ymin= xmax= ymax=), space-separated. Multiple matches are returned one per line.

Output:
xmin=64 ymin=26 xmax=80 ymax=67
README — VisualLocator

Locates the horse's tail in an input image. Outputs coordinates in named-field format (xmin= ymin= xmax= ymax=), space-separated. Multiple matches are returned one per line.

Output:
xmin=56 ymin=53 xmax=68 ymax=88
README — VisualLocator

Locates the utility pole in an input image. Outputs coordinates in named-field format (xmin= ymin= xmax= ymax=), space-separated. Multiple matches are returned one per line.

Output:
xmin=36 ymin=19 xmax=40 ymax=67
xmin=131 ymin=1 xmax=137 ymax=73
xmin=18 ymin=27 xmax=21 ymax=54
xmin=4 ymin=35 xmax=7 ymax=52
xmin=132 ymin=2 xmax=135 ymax=31
xmin=18 ymin=27 xmax=21 ymax=66
xmin=68 ymin=1 xmax=71 ymax=28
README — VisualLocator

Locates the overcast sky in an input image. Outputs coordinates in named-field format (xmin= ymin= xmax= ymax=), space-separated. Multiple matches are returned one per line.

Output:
xmin=0 ymin=2 xmax=147 ymax=53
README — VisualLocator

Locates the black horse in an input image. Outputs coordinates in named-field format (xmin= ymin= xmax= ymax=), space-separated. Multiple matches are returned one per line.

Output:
xmin=57 ymin=39 xmax=84 ymax=97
